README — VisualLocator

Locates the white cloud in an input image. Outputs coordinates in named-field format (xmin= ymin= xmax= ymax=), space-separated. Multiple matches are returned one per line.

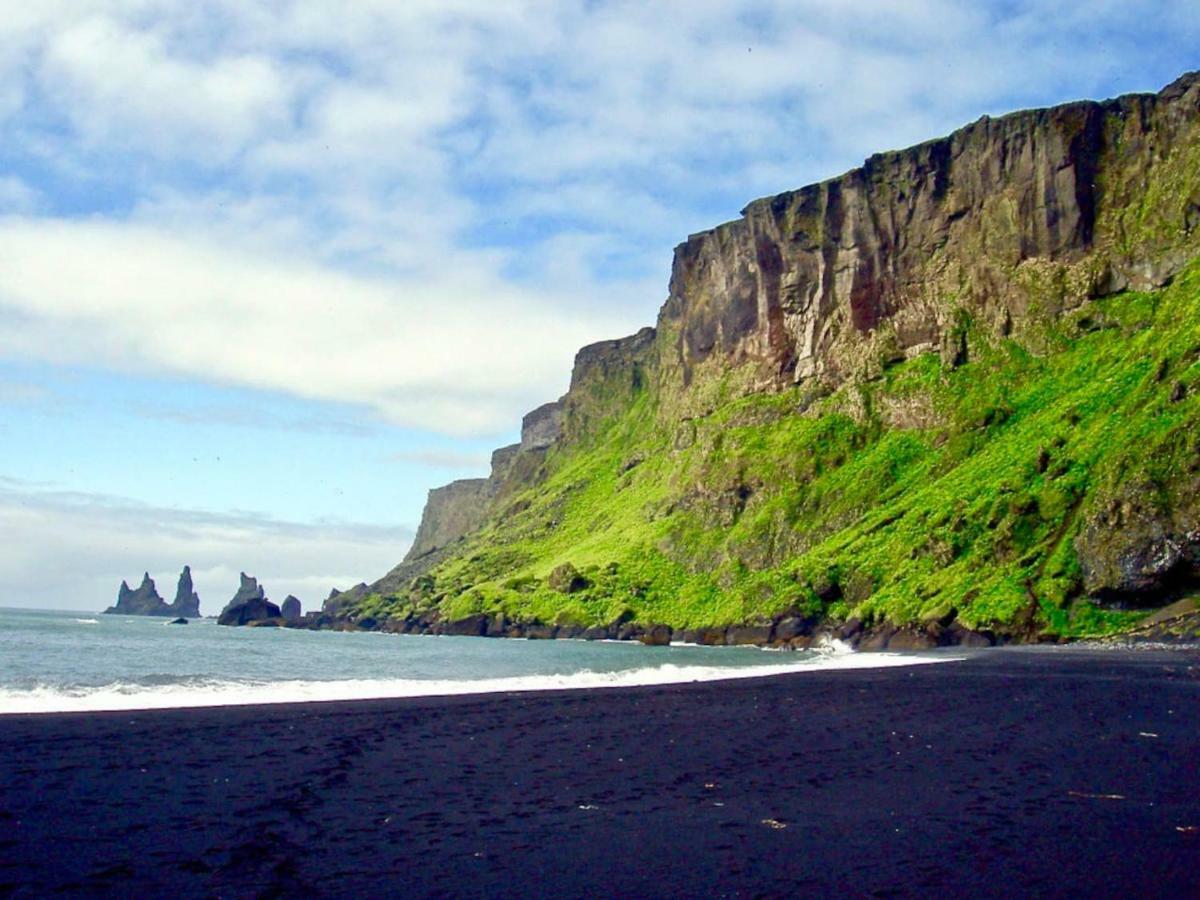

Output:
xmin=0 ymin=0 xmax=1194 ymax=441
xmin=0 ymin=478 xmax=411 ymax=613
xmin=0 ymin=216 xmax=637 ymax=434
xmin=39 ymin=15 xmax=292 ymax=161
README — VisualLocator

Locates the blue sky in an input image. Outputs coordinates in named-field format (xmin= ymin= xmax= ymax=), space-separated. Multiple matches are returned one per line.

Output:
xmin=0 ymin=1 xmax=1197 ymax=612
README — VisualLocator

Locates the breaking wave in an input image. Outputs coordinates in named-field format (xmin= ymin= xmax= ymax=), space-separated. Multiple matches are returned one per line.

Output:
xmin=0 ymin=648 xmax=958 ymax=714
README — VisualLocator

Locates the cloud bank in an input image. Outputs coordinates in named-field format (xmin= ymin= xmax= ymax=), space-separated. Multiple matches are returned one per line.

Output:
xmin=0 ymin=2 xmax=1194 ymax=435
xmin=0 ymin=478 xmax=411 ymax=613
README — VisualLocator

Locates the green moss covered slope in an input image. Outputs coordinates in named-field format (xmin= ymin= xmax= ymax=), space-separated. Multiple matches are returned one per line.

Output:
xmin=343 ymin=263 xmax=1200 ymax=640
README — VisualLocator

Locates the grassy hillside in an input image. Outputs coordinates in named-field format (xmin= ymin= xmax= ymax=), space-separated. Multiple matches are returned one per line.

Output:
xmin=349 ymin=259 xmax=1200 ymax=640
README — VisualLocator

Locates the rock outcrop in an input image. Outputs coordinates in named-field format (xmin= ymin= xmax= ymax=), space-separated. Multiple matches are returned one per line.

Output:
xmin=171 ymin=566 xmax=201 ymax=618
xmin=103 ymin=566 xmax=203 ymax=617
xmin=281 ymin=595 xmax=302 ymax=621
xmin=104 ymin=573 xmax=168 ymax=616
xmin=217 ymin=573 xmax=281 ymax=626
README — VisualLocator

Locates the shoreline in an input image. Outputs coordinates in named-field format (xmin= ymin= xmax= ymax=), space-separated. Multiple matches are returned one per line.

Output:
xmin=0 ymin=642 xmax=962 ymax=716
xmin=2 ymin=646 xmax=1198 ymax=896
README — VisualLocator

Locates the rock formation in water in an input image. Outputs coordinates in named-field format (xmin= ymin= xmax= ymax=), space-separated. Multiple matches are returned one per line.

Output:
xmin=281 ymin=595 xmax=302 ymax=621
xmin=104 ymin=573 xmax=169 ymax=616
xmin=170 ymin=566 xmax=201 ymax=618
xmin=217 ymin=573 xmax=281 ymax=626
xmin=104 ymin=566 xmax=202 ymax=617
xmin=329 ymin=72 xmax=1200 ymax=644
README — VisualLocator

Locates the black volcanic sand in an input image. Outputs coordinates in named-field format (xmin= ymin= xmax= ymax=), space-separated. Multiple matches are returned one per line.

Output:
xmin=1 ymin=648 xmax=1198 ymax=898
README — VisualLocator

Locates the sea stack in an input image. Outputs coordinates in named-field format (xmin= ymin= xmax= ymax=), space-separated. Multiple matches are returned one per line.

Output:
xmin=104 ymin=573 xmax=169 ymax=616
xmin=281 ymin=595 xmax=302 ymax=621
xmin=217 ymin=573 xmax=282 ymax=626
xmin=170 ymin=565 xmax=201 ymax=618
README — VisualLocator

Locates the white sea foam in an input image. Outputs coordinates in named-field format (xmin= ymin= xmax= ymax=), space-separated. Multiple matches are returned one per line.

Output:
xmin=0 ymin=651 xmax=959 ymax=715
xmin=72 ymin=618 xmax=100 ymax=624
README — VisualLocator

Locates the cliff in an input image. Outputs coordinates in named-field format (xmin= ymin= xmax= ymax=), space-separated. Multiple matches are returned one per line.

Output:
xmin=333 ymin=72 xmax=1200 ymax=644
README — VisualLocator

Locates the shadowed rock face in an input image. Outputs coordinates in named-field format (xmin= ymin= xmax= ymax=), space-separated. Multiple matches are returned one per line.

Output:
xmin=402 ymin=479 xmax=494 ymax=563
xmin=520 ymin=401 xmax=564 ymax=451
xmin=217 ymin=573 xmax=281 ymax=626
xmin=659 ymin=72 xmax=1200 ymax=392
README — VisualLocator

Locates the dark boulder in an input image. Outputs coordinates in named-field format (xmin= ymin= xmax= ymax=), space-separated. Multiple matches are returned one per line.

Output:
xmin=726 ymin=624 xmax=773 ymax=646
xmin=615 ymin=622 xmax=642 ymax=641
xmin=638 ymin=624 xmax=673 ymax=646
xmin=941 ymin=624 xmax=995 ymax=647
xmin=773 ymin=616 xmax=813 ymax=642
xmin=837 ymin=618 xmax=864 ymax=640
xmin=443 ymin=614 xmax=489 ymax=637
xmin=556 ymin=624 xmax=584 ymax=640
xmin=580 ymin=625 xmax=609 ymax=641
xmin=857 ymin=626 xmax=896 ymax=651
xmin=548 ymin=563 xmax=589 ymax=594
xmin=882 ymin=628 xmax=938 ymax=651
xmin=217 ymin=573 xmax=282 ymax=626
xmin=525 ymin=624 xmax=557 ymax=640
xmin=1075 ymin=483 xmax=1200 ymax=606
xmin=167 ymin=617 xmax=188 ymax=625
xmin=486 ymin=614 xmax=509 ymax=637
xmin=280 ymin=595 xmax=302 ymax=621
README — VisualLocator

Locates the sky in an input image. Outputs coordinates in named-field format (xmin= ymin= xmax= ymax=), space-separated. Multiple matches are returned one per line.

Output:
xmin=0 ymin=1 xmax=1196 ymax=613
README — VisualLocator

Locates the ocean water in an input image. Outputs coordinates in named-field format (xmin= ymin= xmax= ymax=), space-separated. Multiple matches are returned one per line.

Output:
xmin=0 ymin=607 xmax=954 ymax=714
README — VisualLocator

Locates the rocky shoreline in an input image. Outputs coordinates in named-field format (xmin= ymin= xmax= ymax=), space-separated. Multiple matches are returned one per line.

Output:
xmin=282 ymin=596 xmax=1200 ymax=649
xmin=282 ymin=608 xmax=1001 ymax=650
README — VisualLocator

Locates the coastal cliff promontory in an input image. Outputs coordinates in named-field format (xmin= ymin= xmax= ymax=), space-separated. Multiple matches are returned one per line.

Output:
xmin=332 ymin=72 xmax=1200 ymax=645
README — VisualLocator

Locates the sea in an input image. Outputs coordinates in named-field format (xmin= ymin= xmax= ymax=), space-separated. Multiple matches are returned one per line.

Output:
xmin=0 ymin=607 xmax=953 ymax=714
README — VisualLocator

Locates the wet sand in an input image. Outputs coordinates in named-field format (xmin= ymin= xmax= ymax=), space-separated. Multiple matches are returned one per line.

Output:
xmin=1 ymin=647 xmax=1197 ymax=897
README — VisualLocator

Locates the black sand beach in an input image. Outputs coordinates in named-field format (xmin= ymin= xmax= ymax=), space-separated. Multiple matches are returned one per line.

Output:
xmin=1 ymin=647 xmax=1197 ymax=897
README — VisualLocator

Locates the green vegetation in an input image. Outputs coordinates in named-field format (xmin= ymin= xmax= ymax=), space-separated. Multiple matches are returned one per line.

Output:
xmin=357 ymin=260 xmax=1200 ymax=639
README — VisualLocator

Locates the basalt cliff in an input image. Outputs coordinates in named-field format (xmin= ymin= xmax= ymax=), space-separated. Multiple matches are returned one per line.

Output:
xmin=331 ymin=72 xmax=1200 ymax=646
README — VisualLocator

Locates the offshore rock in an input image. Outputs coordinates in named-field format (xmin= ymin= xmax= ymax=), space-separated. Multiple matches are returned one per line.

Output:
xmin=104 ymin=572 xmax=170 ymax=616
xmin=170 ymin=566 xmax=201 ymax=618
xmin=217 ymin=573 xmax=281 ymax=626
xmin=280 ymin=595 xmax=302 ymax=621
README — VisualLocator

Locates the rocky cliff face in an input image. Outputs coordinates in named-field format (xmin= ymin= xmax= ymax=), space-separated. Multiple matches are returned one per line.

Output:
xmin=659 ymin=72 xmax=1200 ymax=402
xmin=344 ymin=72 xmax=1200 ymax=638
